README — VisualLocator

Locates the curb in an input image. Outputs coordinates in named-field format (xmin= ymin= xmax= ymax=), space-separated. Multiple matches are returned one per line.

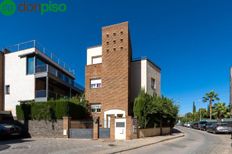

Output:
xmin=108 ymin=133 xmax=185 ymax=154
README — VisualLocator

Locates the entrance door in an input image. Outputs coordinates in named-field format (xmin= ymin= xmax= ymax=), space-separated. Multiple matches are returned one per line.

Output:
xmin=115 ymin=119 xmax=126 ymax=140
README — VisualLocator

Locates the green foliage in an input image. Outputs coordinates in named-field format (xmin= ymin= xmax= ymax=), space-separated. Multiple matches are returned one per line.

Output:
xmin=16 ymin=97 xmax=89 ymax=121
xmin=133 ymin=90 xmax=179 ymax=128
xmin=16 ymin=103 xmax=31 ymax=120
xmin=212 ymin=102 xmax=230 ymax=119
xmin=202 ymin=91 xmax=220 ymax=119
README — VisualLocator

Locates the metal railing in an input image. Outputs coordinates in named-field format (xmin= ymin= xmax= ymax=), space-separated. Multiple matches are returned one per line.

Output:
xmin=3 ymin=40 xmax=75 ymax=76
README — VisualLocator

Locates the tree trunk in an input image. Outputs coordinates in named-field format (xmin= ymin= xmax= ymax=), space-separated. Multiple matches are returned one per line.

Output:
xmin=160 ymin=116 xmax=163 ymax=136
xmin=210 ymin=100 xmax=212 ymax=120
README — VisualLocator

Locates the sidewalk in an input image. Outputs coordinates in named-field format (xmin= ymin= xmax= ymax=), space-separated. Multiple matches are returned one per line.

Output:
xmin=96 ymin=133 xmax=185 ymax=154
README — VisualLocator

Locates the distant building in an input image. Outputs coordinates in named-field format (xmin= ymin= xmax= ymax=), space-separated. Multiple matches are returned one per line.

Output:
xmin=0 ymin=40 xmax=84 ymax=116
xmin=85 ymin=22 xmax=161 ymax=130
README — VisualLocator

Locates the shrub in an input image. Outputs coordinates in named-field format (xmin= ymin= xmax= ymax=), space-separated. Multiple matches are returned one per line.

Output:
xmin=16 ymin=97 xmax=90 ymax=121
xmin=16 ymin=104 xmax=31 ymax=120
xmin=133 ymin=90 xmax=179 ymax=128
xmin=55 ymin=100 xmax=69 ymax=119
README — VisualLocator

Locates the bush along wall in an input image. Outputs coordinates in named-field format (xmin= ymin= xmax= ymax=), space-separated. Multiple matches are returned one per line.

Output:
xmin=16 ymin=99 xmax=90 ymax=121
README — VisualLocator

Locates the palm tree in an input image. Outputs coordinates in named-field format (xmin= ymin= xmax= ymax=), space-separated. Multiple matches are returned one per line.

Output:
xmin=212 ymin=103 xmax=230 ymax=120
xmin=202 ymin=91 xmax=219 ymax=120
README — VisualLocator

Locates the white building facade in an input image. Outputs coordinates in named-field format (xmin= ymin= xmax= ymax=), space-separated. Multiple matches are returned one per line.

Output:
xmin=0 ymin=41 xmax=83 ymax=116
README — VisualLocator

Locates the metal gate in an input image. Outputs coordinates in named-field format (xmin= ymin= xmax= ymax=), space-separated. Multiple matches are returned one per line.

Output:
xmin=69 ymin=128 xmax=93 ymax=139
xmin=99 ymin=128 xmax=110 ymax=138
xmin=69 ymin=120 xmax=93 ymax=139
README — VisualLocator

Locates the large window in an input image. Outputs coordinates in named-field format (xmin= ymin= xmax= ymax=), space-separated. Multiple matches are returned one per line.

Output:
xmin=35 ymin=58 xmax=46 ymax=73
xmin=91 ymin=104 xmax=101 ymax=112
xmin=90 ymin=79 xmax=102 ymax=88
xmin=27 ymin=57 xmax=35 ymax=74
xmin=92 ymin=56 xmax=102 ymax=64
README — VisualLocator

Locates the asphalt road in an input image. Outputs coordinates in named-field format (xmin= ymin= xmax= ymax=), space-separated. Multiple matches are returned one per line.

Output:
xmin=122 ymin=126 xmax=232 ymax=154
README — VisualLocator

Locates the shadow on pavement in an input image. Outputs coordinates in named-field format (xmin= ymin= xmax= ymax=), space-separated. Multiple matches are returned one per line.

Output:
xmin=172 ymin=127 xmax=182 ymax=134
xmin=0 ymin=138 xmax=34 ymax=151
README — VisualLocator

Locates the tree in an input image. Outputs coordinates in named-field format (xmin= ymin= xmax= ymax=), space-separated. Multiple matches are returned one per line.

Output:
xmin=133 ymin=89 xmax=153 ymax=128
xmin=202 ymin=91 xmax=220 ymax=120
xmin=133 ymin=90 xmax=179 ymax=129
xmin=212 ymin=102 xmax=230 ymax=120
xmin=193 ymin=102 xmax=196 ymax=113
xmin=198 ymin=108 xmax=208 ymax=120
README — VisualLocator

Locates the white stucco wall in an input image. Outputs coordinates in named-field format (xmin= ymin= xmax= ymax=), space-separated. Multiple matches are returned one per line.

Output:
xmin=146 ymin=60 xmax=161 ymax=96
xmin=141 ymin=60 xmax=147 ymax=91
xmin=130 ymin=59 xmax=161 ymax=103
xmin=87 ymin=46 xmax=102 ymax=65
xmin=4 ymin=48 xmax=35 ymax=116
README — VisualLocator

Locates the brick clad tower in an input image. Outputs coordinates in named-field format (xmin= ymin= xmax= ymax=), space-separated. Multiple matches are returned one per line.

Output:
xmin=101 ymin=22 xmax=132 ymax=115
xmin=85 ymin=22 xmax=132 ymax=127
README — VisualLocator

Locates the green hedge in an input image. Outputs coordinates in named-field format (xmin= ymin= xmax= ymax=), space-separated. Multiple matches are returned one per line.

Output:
xmin=16 ymin=100 xmax=89 ymax=121
xmin=16 ymin=104 xmax=31 ymax=120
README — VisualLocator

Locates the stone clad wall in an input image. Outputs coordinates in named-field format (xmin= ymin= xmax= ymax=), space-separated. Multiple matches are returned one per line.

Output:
xmin=26 ymin=120 xmax=64 ymax=138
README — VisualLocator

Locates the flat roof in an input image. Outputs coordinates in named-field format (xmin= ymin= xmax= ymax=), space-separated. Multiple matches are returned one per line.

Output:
xmin=132 ymin=57 xmax=161 ymax=71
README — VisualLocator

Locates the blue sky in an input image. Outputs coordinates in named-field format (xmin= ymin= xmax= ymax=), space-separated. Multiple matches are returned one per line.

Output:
xmin=0 ymin=0 xmax=232 ymax=115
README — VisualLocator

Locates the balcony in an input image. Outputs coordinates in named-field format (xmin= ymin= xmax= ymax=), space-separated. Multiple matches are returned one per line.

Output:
xmin=3 ymin=40 xmax=75 ymax=76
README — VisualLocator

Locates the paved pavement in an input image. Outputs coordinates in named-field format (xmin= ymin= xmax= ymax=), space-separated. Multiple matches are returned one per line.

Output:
xmin=3 ymin=127 xmax=229 ymax=154
xmin=0 ymin=130 xmax=183 ymax=154
xmin=122 ymin=126 xmax=232 ymax=154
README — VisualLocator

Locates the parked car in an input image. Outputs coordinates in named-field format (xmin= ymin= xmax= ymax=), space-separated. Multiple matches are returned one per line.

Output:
xmin=191 ymin=122 xmax=199 ymax=129
xmin=207 ymin=123 xmax=232 ymax=134
xmin=0 ymin=111 xmax=23 ymax=138
xmin=1 ymin=124 xmax=22 ymax=136
xmin=0 ymin=124 xmax=11 ymax=138
xmin=198 ymin=121 xmax=207 ymax=131
xmin=205 ymin=122 xmax=216 ymax=130
xmin=183 ymin=123 xmax=191 ymax=127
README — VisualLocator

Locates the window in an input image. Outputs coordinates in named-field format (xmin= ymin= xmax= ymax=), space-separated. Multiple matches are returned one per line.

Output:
xmin=91 ymin=104 xmax=101 ymax=112
xmin=120 ymin=39 xmax=123 ymax=42
xmin=92 ymin=56 xmax=102 ymax=64
xmin=113 ymin=33 xmax=116 ymax=36
xmin=90 ymin=79 xmax=102 ymax=88
xmin=35 ymin=58 xmax=46 ymax=73
xmin=116 ymin=122 xmax=125 ymax=127
xmin=151 ymin=78 xmax=156 ymax=89
xmin=27 ymin=57 xmax=35 ymax=74
xmin=113 ymin=40 xmax=116 ymax=44
xmin=5 ymin=85 xmax=10 ymax=94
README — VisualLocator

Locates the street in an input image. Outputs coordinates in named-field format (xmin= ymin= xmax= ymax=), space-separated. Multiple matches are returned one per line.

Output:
xmin=122 ymin=126 xmax=232 ymax=154
xmin=0 ymin=126 xmax=231 ymax=154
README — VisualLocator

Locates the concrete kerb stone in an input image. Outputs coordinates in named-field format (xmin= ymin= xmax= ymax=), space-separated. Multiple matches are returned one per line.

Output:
xmin=98 ymin=133 xmax=185 ymax=154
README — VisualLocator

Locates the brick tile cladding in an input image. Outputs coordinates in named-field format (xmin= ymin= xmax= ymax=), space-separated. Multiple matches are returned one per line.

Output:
xmin=85 ymin=22 xmax=132 ymax=126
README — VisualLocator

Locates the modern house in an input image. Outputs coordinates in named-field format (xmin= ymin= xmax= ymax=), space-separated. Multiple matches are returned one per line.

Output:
xmin=0 ymin=40 xmax=84 ymax=116
xmin=85 ymin=22 xmax=161 ymax=130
